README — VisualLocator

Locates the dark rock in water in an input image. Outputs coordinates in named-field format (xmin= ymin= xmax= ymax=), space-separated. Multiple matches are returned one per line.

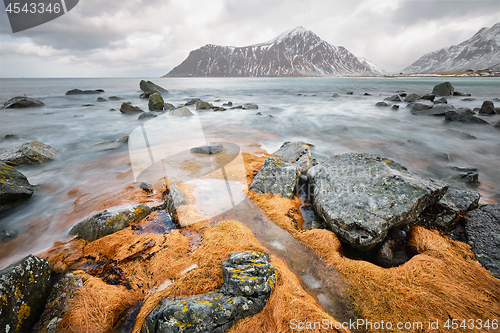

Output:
xmin=139 ymin=80 xmax=168 ymax=98
xmin=166 ymin=184 xmax=189 ymax=226
xmin=413 ymin=104 xmax=455 ymax=116
xmin=223 ymin=101 xmax=233 ymax=106
xmin=441 ymin=188 xmax=480 ymax=212
xmin=444 ymin=111 xmax=489 ymax=125
xmin=0 ymin=230 xmax=18 ymax=243
xmin=434 ymin=97 xmax=447 ymax=104
xmin=138 ymin=112 xmax=158 ymax=120
xmin=108 ymin=96 xmax=124 ymax=101
xmin=190 ymin=143 xmax=224 ymax=155
xmin=404 ymin=93 xmax=421 ymax=102
xmin=375 ymin=101 xmax=391 ymax=107
xmin=195 ymin=100 xmax=213 ymax=110
xmin=273 ymin=141 xmax=314 ymax=174
xmin=242 ymin=103 xmax=258 ymax=110
xmin=66 ymin=89 xmax=104 ymax=95
xmin=376 ymin=229 xmax=409 ymax=268
xmin=0 ymin=141 xmax=58 ymax=166
xmin=32 ymin=273 xmax=83 ymax=333
xmin=410 ymin=100 xmax=434 ymax=112
xmin=250 ymin=156 xmax=300 ymax=199
xmin=456 ymin=107 xmax=474 ymax=115
xmin=384 ymin=94 xmax=403 ymax=102
xmin=140 ymin=182 xmax=154 ymax=193
xmin=478 ymin=101 xmax=496 ymax=115
xmin=185 ymin=98 xmax=201 ymax=106
xmin=493 ymin=98 xmax=500 ymax=102
xmin=81 ymin=104 xmax=94 ymax=107
xmin=332 ymin=94 xmax=340 ymax=98
xmin=96 ymin=97 xmax=108 ymax=102
xmin=144 ymin=251 xmax=275 ymax=333
xmin=391 ymin=105 xmax=400 ymax=110
xmin=164 ymin=103 xmax=175 ymax=111
xmin=445 ymin=167 xmax=479 ymax=186
xmin=453 ymin=91 xmax=471 ymax=97
xmin=444 ymin=129 xmax=477 ymax=140
xmin=0 ymin=255 xmax=51 ymax=333
xmin=363 ymin=93 xmax=371 ymax=96
xmin=136 ymin=210 xmax=177 ymax=235
xmin=69 ymin=204 xmax=151 ymax=241
xmin=2 ymin=96 xmax=45 ymax=109
xmin=465 ymin=204 xmax=500 ymax=277
xmin=307 ymin=153 xmax=448 ymax=251
xmin=120 ymin=102 xmax=144 ymax=114
xmin=148 ymin=93 xmax=165 ymax=111
xmin=256 ymin=112 xmax=262 ymax=115
xmin=169 ymin=106 xmax=194 ymax=117
xmin=0 ymin=163 xmax=34 ymax=213
xmin=212 ymin=106 xmax=227 ymax=112
xmin=494 ymin=120 xmax=500 ymax=128
xmin=432 ymin=82 xmax=454 ymax=96
xmin=420 ymin=94 xmax=435 ymax=102
xmin=346 ymin=92 xmax=353 ymax=95
xmin=3 ymin=134 xmax=19 ymax=140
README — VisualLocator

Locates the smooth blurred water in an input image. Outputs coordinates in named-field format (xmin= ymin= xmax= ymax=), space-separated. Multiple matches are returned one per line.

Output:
xmin=0 ymin=77 xmax=499 ymax=268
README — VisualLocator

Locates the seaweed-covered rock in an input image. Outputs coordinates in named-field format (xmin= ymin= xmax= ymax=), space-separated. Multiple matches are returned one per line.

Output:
xmin=140 ymin=80 xmax=168 ymax=98
xmin=32 ymin=273 xmax=83 ymax=333
xmin=0 ymin=141 xmax=58 ymax=166
xmin=148 ymin=93 xmax=165 ymax=111
xmin=0 ymin=163 xmax=34 ymax=213
xmin=2 ymin=96 xmax=45 ymax=109
xmin=250 ymin=156 xmax=300 ymax=199
xmin=143 ymin=251 xmax=275 ymax=333
xmin=69 ymin=204 xmax=151 ymax=241
xmin=432 ymin=82 xmax=455 ymax=96
xmin=0 ymin=255 xmax=51 ymax=333
xmin=273 ymin=141 xmax=314 ymax=174
xmin=120 ymin=102 xmax=144 ymax=114
xmin=190 ymin=143 xmax=224 ymax=155
xmin=307 ymin=153 xmax=448 ymax=250
xmin=465 ymin=204 xmax=500 ymax=277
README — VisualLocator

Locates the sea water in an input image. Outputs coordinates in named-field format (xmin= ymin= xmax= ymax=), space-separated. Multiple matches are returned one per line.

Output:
xmin=1 ymin=76 xmax=500 ymax=269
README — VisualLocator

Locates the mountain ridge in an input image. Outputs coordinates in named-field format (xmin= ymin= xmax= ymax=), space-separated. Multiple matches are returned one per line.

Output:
xmin=164 ymin=27 xmax=383 ymax=77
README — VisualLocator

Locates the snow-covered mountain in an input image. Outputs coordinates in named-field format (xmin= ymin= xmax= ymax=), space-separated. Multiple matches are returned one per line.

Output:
xmin=164 ymin=27 xmax=382 ymax=77
xmin=403 ymin=23 xmax=500 ymax=73
xmin=357 ymin=57 xmax=386 ymax=75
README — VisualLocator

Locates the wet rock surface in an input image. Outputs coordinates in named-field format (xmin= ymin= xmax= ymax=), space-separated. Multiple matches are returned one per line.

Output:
xmin=120 ymin=102 xmax=144 ymax=114
xmin=0 ymin=255 xmax=51 ymax=333
xmin=138 ymin=112 xmax=158 ymax=120
xmin=478 ymin=101 xmax=496 ymax=115
xmin=0 ymin=141 xmax=58 ymax=166
xmin=444 ymin=111 xmax=490 ymax=124
xmin=32 ymin=273 xmax=84 ymax=333
xmin=432 ymin=82 xmax=454 ymax=96
xmin=307 ymin=153 xmax=448 ymax=250
xmin=190 ymin=143 xmax=224 ymax=155
xmin=250 ymin=156 xmax=300 ymax=199
xmin=0 ymin=162 xmax=34 ymax=213
xmin=143 ymin=251 xmax=276 ymax=333
xmin=273 ymin=141 xmax=314 ymax=173
xmin=140 ymin=80 xmax=168 ymax=98
xmin=465 ymin=204 xmax=500 ymax=277
xmin=69 ymin=204 xmax=152 ymax=241
xmin=410 ymin=100 xmax=434 ymax=113
xmin=166 ymin=184 xmax=189 ymax=226
xmin=2 ymin=96 xmax=45 ymax=109
xmin=149 ymin=93 xmax=165 ymax=111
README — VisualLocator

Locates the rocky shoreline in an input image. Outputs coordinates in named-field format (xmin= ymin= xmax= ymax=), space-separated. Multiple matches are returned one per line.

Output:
xmin=1 ymin=80 xmax=499 ymax=333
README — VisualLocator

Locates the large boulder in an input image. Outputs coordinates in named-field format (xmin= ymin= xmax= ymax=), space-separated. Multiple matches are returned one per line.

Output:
xmin=478 ymin=101 xmax=496 ymax=115
xmin=65 ymin=89 xmax=104 ymax=95
xmin=465 ymin=204 xmax=500 ymax=277
xmin=0 ymin=141 xmax=58 ymax=166
xmin=444 ymin=111 xmax=489 ymax=125
xmin=120 ymin=102 xmax=144 ymax=114
xmin=2 ymin=96 xmax=45 ymax=109
xmin=432 ymin=82 xmax=455 ymax=96
xmin=411 ymin=104 xmax=455 ymax=116
xmin=0 ymin=255 xmax=51 ymax=333
xmin=0 ymin=163 xmax=34 ymax=213
xmin=148 ymin=93 xmax=165 ymax=111
xmin=32 ymin=273 xmax=83 ymax=333
xmin=143 ymin=251 xmax=276 ymax=333
xmin=69 ymin=204 xmax=151 ymax=241
xmin=410 ymin=100 xmax=434 ymax=112
xmin=140 ymin=80 xmax=168 ymax=98
xmin=250 ymin=156 xmax=300 ymax=199
xmin=273 ymin=141 xmax=314 ymax=174
xmin=307 ymin=153 xmax=448 ymax=250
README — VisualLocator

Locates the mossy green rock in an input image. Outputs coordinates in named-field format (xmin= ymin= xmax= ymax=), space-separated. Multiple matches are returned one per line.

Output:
xmin=0 ymin=141 xmax=58 ymax=166
xmin=432 ymin=82 xmax=455 ymax=96
xmin=148 ymin=93 xmax=165 ymax=111
xmin=307 ymin=153 xmax=448 ymax=251
xmin=143 ymin=251 xmax=275 ymax=333
xmin=0 ymin=255 xmax=51 ymax=333
xmin=0 ymin=162 xmax=34 ymax=213
xmin=69 ymin=204 xmax=151 ymax=241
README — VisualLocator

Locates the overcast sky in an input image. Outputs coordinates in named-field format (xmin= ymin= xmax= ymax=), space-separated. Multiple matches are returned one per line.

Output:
xmin=0 ymin=0 xmax=499 ymax=77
